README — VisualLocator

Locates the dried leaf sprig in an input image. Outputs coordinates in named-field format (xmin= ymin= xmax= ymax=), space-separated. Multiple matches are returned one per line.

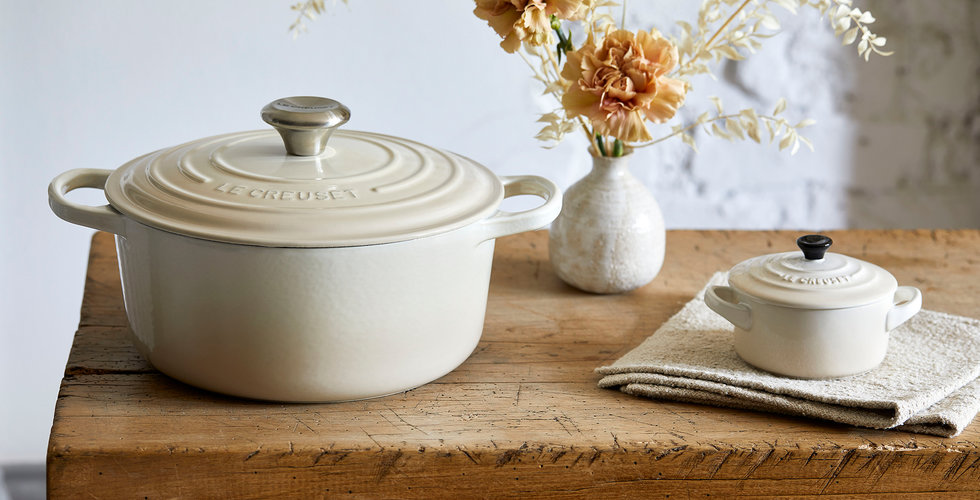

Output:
xmin=674 ymin=0 xmax=891 ymax=80
xmin=809 ymin=0 xmax=893 ymax=60
xmin=289 ymin=0 xmax=348 ymax=38
xmin=675 ymin=0 xmax=782 ymax=79
xmin=649 ymin=97 xmax=815 ymax=154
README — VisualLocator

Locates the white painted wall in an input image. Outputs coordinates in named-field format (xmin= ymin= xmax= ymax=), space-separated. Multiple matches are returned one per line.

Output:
xmin=1 ymin=0 xmax=977 ymax=463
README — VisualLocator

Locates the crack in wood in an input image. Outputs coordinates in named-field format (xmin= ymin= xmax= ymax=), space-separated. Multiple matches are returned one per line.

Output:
xmin=587 ymin=448 xmax=602 ymax=465
xmin=868 ymin=452 xmax=901 ymax=490
xmin=707 ymin=450 xmax=734 ymax=479
xmin=803 ymin=449 xmax=819 ymax=467
xmin=496 ymin=449 xmax=520 ymax=467
xmin=291 ymin=416 xmax=316 ymax=435
xmin=819 ymin=449 xmax=857 ymax=495
xmin=386 ymin=408 xmax=429 ymax=436
xmin=553 ymin=416 xmax=573 ymax=436
xmin=374 ymin=450 xmax=403 ymax=482
xmin=655 ymin=445 xmax=688 ymax=461
xmin=361 ymin=428 xmax=383 ymax=450
xmin=942 ymin=452 xmax=971 ymax=482
xmin=952 ymin=454 xmax=980 ymax=482
xmin=741 ymin=448 xmax=774 ymax=480
xmin=458 ymin=447 xmax=479 ymax=465
xmin=919 ymin=452 xmax=946 ymax=474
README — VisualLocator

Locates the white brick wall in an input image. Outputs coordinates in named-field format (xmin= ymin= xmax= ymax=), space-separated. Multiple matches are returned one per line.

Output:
xmin=613 ymin=0 xmax=980 ymax=229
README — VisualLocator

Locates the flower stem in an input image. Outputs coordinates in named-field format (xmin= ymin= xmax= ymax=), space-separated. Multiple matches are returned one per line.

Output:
xmin=612 ymin=138 xmax=624 ymax=157
xmin=595 ymin=134 xmax=607 ymax=156
xmin=583 ymin=119 xmax=599 ymax=150
xmin=632 ymin=112 xmax=787 ymax=149
xmin=703 ymin=0 xmax=752 ymax=51
xmin=516 ymin=48 xmax=549 ymax=87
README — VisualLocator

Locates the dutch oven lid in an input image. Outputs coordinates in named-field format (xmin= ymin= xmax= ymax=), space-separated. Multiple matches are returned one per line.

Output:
xmin=728 ymin=235 xmax=898 ymax=309
xmin=103 ymin=97 xmax=504 ymax=247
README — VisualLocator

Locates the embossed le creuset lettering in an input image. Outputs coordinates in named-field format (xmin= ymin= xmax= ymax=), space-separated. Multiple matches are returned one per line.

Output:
xmin=775 ymin=272 xmax=853 ymax=285
xmin=214 ymin=182 xmax=357 ymax=201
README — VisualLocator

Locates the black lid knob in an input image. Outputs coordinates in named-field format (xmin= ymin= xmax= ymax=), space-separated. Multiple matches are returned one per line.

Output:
xmin=797 ymin=234 xmax=832 ymax=260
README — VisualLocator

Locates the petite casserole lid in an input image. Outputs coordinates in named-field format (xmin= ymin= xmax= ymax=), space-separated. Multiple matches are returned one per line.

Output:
xmin=728 ymin=235 xmax=898 ymax=309
xmin=103 ymin=96 xmax=504 ymax=248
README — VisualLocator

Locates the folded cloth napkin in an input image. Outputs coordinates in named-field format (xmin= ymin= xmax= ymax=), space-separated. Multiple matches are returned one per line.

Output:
xmin=597 ymin=273 xmax=980 ymax=437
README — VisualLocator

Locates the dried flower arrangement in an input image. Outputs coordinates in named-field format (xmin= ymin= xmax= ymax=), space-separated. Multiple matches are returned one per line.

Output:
xmin=472 ymin=0 xmax=891 ymax=156
xmin=287 ymin=0 xmax=889 ymax=157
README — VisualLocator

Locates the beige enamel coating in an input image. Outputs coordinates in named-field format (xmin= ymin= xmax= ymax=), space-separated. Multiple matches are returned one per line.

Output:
xmin=705 ymin=282 xmax=923 ymax=379
xmin=54 ymin=97 xmax=552 ymax=248
xmin=728 ymin=250 xmax=899 ymax=310
xmin=707 ymin=238 xmax=923 ymax=377
xmin=115 ymin=219 xmax=497 ymax=401
xmin=48 ymin=168 xmax=560 ymax=401
xmin=47 ymin=95 xmax=563 ymax=400
xmin=100 ymin=130 xmax=513 ymax=247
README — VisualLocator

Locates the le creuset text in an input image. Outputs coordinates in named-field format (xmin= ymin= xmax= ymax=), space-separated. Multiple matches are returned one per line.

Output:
xmin=213 ymin=182 xmax=358 ymax=201
xmin=776 ymin=272 xmax=854 ymax=285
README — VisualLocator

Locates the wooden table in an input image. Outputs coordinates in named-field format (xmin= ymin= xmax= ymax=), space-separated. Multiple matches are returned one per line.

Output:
xmin=48 ymin=230 xmax=980 ymax=498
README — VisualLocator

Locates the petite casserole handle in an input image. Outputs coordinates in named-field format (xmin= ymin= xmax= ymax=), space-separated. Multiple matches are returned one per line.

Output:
xmin=886 ymin=286 xmax=922 ymax=331
xmin=479 ymin=175 xmax=562 ymax=242
xmin=704 ymin=285 xmax=753 ymax=331
xmin=48 ymin=169 xmax=127 ymax=236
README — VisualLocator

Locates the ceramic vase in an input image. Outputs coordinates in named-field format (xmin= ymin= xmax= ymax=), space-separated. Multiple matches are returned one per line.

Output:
xmin=548 ymin=153 xmax=665 ymax=294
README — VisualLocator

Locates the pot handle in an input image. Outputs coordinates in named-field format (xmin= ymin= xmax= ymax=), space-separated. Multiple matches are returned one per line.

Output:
xmin=48 ymin=169 xmax=126 ymax=236
xmin=704 ymin=286 xmax=753 ymax=331
xmin=886 ymin=286 xmax=922 ymax=331
xmin=479 ymin=175 xmax=562 ymax=242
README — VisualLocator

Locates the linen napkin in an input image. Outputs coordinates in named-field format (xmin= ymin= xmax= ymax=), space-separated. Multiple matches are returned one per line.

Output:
xmin=597 ymin=273 xmax=980 ymax=437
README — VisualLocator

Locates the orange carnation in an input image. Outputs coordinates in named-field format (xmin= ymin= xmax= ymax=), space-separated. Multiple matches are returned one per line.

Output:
xmin=474 ymin=0 xmax=590 ymax=53
xmin=562 ymin=29 xmax=687 ymax=143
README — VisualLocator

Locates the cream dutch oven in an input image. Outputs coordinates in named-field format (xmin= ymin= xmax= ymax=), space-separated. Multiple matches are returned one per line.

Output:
xmin=49 ymin=97 xmax=561 ymax=402
xmin=705 ymin=235 xmax=922 ymax=378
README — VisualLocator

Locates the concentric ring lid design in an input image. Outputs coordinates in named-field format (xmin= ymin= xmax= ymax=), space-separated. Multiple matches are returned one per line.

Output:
xmin=728 ymin=235 xmax=898 ymax=309
xmin=103 ymin=97 xmax=504 ymax=247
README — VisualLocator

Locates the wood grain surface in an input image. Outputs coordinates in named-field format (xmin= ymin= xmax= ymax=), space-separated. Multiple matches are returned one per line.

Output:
xmin=48 ymin=229 xmax=980 ymax=498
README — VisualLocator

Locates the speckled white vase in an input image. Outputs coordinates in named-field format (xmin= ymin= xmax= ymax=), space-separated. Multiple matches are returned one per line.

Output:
xmin=549 ymin=153 xmax=665 ymax=294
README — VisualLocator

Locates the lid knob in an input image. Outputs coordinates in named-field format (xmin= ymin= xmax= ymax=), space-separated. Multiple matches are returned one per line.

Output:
xmin=261 ymin=96 xmax=351 ymax=156
xmin=797 ymin=234 xmax=832 ymax=260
